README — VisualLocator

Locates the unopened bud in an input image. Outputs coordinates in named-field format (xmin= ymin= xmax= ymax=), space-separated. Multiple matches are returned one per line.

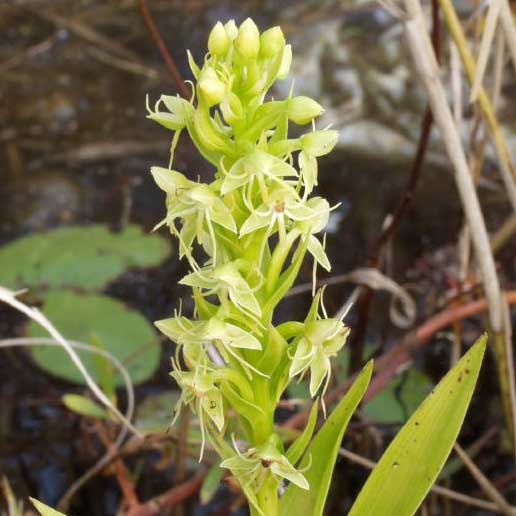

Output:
xmin=208 ymin=22 xmax=230 ymax=57
xmin=288 ymin=96 xmax=324 ymax=124
xmin=259 ymin=26 xmax=285 ymax=58
xmin=301 ymin=130 xmax=338 ymax=156
xmin=277 ymin=44 xmax=292 ymax=80
xmin=224 ymin=19 xmax=238 ymax=40
xmin=235 ymin=18 xmax=260 ymax=60
xmin=199 ymin=68 xmax=226 ymax=106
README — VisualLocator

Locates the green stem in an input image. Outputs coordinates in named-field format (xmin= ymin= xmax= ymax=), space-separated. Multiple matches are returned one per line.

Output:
xmin=255 ymin=472 xmax=279 ymax=516
xmin=252 ymin=375 xmax=275 ymax=444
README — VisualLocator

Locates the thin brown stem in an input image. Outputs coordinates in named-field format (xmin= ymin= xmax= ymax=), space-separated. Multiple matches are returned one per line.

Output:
xmin=124 ymin=471 xmax=205 ymax=516
xmin=453 ymin=443 xmax=516 ymax=515
xmin=138 ymin=0 xmax=190 ymax=98
xmin=348 ymin=0 xmax=440 ymax=373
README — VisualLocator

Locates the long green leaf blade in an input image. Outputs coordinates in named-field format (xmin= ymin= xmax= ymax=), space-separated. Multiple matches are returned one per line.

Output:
xmin=348 ymin=334 xmax=487 ymax=516
xmin=279 ymin=360 xmax=373 ymax=516
xmin=30 ymin=498 xmax=69 ymax=516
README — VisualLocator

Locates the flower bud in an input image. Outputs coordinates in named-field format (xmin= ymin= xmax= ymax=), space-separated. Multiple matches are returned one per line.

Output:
xmin=224 ymin=19 xmax=238 ymax=40
xmin=259 ymin=26 xmax=285 ymax=57
xmin=199 ymin=68 xmax=226 ymax=106
xmin=277 ymin=44 xmax=292 ymax=79
xmin=208 ymin=21 xmax=230 ymax=57
xmin=301 ymin=130 xmax=338 ymax=156
xmin=220 ymin=91 xmax=244 ymax=124
xmin=235 ymin=18 xmax=260 ymax=60
xmin=288 ymin=96 xmax=324 ymax=124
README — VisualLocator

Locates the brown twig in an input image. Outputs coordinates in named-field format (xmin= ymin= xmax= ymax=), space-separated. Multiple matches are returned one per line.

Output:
xmin=34 ymin=9 xmax=142 ymax=63
xmin=138 ymin=0 xmax=190 ymax=98
xmin=284 ymin=290 xmax=516 ymax=429
xmin=453 ymin=443 xmax=516 ymax=515
xmin=123 ymin=471 xmax=205 ymax=516
xmin=0 ymin=32 xmax=58 ymax=73
xmin=348 ymin=0 xmax=441 ymax=373
xmin=96 ymin=422 xmax=140 ymax=509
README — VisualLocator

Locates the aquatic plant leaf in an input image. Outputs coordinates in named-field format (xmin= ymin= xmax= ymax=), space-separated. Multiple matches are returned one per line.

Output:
xmin=348 ymin=334 xmax=486 ymax=516
xmin=30 ymin=498 xmax=68 ymax=516
xmin=0 ymin=224 xmax=170 ymax=291
xmin=62 ymin=393 xmax=110 ymax=419
xmin=29 ymin=291 xmax=160 ymax=385
xmin=279 ymin=361 xmax=373 ymax=516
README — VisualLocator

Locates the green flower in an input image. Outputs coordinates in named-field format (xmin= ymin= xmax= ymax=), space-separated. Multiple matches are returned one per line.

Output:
xmin=221 ymin=150 xmax=298 ymax=196
xmin=171 ymin=366 xmax=225 ymax=458
xmin=152 ymin=167 xmax=236 ymax=264
xmin=146 ymin=94 xmax=194 ymax=131
xmin=155 ymin=315 xmax=207 ymax=367
xmin=180 ymin=261 xmax=262 ymax=317
xmin=289 ymin=294 xmax=350 ymax=397
xmin=298 ymin=130 xmax=339 ymax=194
xmin=288 ymin=197 xmax=331 ymax=273
xmin=220 ymin=439 xmax=309 ymax=491
xmin=147 ymin=18 xmax=345 ymax=510
xmin=240 ymin=186 xmax=329 ymax=272
xmin=156 ymin=315 xmax=265 ymax=376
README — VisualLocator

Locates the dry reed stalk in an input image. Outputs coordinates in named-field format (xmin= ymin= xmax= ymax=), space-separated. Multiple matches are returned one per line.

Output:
xmin=401 ymin=0 xmax=516 ymax=443
xmin=438 ymin=0 xmax=516 ymax=214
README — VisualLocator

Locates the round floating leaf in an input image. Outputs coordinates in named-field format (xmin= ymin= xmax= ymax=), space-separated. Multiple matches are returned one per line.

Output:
xmin=29 ymin=291 xmax=161 ymax=385
xmin=0 ymin=224 xmax=171 ymax=291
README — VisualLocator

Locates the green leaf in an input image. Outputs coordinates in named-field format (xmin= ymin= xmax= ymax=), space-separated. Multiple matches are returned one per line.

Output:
xmin=0 ymin=224 xmax=171 ymax=291
xmin=348 ymin=334 xmax=487 ymax=516
xmin=279 ymin=360 xmax=373 ymax=516
xmin=62 ymin=393 xmax=110 ymax=419
xmin=30 ymin=498 xmax=69 ymax=516
xmin=363 ymin=368 xmax=433 ymax=424
xmin=29 ymin=291 xmax=161 ymax=386
xmin=200 ymin=460 xmax=224 ymax=505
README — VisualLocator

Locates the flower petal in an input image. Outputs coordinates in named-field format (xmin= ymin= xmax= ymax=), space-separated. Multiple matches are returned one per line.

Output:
xmin=307 ymin=235 xmax=331 ymax=271
xmin=309 ymin=351 xmax=330 ymax=397
xmin=240 ymin=209 xmax=271 ymax=236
